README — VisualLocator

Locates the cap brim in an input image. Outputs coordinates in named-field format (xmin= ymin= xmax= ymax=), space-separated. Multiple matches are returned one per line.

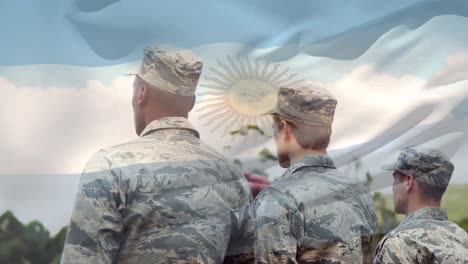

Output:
xmin=123 ymin=72 xmax=137 ymax=76
xmin=264 ymin=107 xmax=279 ymax=116
xmin=123 ymin=65 xmax=140 ymax=76
xmin=382 ymin=164 xmax=397 ymax=171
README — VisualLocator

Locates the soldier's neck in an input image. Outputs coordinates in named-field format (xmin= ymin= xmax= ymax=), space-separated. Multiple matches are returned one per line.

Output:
xmin=406 ymin=199 xmax=441 ymax=216
xmin=144 ymin=112 xmax=189 ymax=127
xmin=290 ymin=149 xmax=327 ymax=165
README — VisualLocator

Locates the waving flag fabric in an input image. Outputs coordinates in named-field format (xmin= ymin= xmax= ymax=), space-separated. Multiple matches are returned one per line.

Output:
xmin=1 ymin=0 xmax=468 ymax=65
xmin=1 ymin=0 xmax=468 ymax=236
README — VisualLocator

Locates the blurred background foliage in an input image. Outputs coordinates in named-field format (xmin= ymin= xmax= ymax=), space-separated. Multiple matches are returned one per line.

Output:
xmin=0 ymin=211 xmax=67 ymax=264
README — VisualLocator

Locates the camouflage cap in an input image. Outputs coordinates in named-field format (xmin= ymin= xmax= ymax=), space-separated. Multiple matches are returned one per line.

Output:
xmin=267 ymin=81 xmax=337 ymax=127
xmin=382 ymin=146 xmax=454 ymax=188
xmin=128 ymin=45 xmax=203 ymax=96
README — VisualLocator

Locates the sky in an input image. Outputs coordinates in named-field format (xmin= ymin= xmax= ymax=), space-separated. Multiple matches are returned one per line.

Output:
xmin=1 ymin=1 xmax=468 ymax=234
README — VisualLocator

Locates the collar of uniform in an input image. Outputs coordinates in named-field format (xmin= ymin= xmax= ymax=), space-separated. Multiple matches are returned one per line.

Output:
xmin=140 ymin=117 xmax=200 ymax=138
xmin=401 ymin=207 xmax=448 ymax=225
xmin=287 ymin=154 xmax=336 ymax=174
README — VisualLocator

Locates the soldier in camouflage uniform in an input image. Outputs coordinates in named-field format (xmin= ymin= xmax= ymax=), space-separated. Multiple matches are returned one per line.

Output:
xmin=254 ymin=82 xmax=377 ymax=263
xmin=61 ymin=46 xmax=256 ymax=264
xmin=374 ymin=146 xmax=468 ymax=263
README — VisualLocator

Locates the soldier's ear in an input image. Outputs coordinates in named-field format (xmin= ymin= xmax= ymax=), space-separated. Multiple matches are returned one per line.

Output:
xmin=282 ymin=120 xmax=294 ymax=141
xmin=405 ymin=174 xmax=416 ymax=192
xmin=136 ymin=84 xmax=149 ymax=106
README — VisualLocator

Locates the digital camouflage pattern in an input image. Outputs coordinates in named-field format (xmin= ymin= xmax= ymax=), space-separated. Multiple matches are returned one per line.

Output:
xmin=255 ymin=155 xmax=377 ymax=264
xmin=374 ymin=207 xmax=468 ymax=264
xmin=127 ymin=45 xmax=203 ymax=96
xmin=382 ymin=146 xmax=455 ymax=188
xmin=267 ymin=81 xmax=337 ymax=127
xmin=61 ymin=117 xmax=255 ymax=264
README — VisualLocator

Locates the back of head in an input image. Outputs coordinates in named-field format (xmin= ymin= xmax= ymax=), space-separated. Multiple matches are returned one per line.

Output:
xmin=130 ymin=45 xmax=203 ymax=134
xmin=269 ymin=81 xmax=337 ymax=151
xmin=132 ymin=45 xmax=203 ymax=112
xmin=272 ymin=114 xmax=332 ymax=151
xmin=137 ymin=45 xmax=203 ymax=97
xmin=135 ymin=76 xmax=196 ymax=115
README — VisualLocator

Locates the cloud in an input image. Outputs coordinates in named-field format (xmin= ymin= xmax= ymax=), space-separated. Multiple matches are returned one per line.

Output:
xmin=426 ymin=50 xmax=468 ymax=88
xmin=330 ymin=64 xmax=426 ymax=148
xmin=0 ymin=76 xmax=135 ymax=174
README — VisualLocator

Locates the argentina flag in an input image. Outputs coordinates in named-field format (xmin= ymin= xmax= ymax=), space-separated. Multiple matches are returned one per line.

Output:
xmin=1 ymin=0 xmax=468 ymax=262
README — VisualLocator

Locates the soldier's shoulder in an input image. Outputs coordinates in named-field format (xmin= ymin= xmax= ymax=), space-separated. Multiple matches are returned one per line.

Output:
xmin=378 ymin=231 xmax=420 ymax=255
xmin=428 ymin=220 xmax=468 ymax=245
xmin=267 ymin=176 xmax=328 ymax=207
xmin=294 ymin=167 xmax=359 ymax=187
xmin=80 ymin=138 xmax=169 ymax=174
xmin=275 ymin=169 xmax=369 ymax=202
xmin=102 ymin=136 xmax=159 ymax=153
xmin=197 ymin=141 xmax=245 ymax=174
xmin=97 ymin=136 xmax=225 ymax=166
xmin=256 ymin=185 xmax=301 ymax=212
xmin=389 ymin=220 xmax=464 ymax=245
xmin=84 ymin=138 xmax=146 ymax=164
xmin=375 ymin=234 xmax=415 ymax=263
xmin=257 ymin=185 xmax=289 ymax=200
xmin=451 ymin=221 xmax=468 ymax=242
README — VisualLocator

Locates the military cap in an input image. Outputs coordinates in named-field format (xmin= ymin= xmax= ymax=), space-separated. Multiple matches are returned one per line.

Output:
xmin=128 ymin=45 xmax=203 ymax=96
xmin=382 ymin=146 xmax=454 ymax=188
xmin=267 ymin=81 xmax=337 ymax=127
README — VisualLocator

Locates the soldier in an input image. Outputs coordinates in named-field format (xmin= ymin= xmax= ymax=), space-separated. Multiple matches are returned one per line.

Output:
xmin=61 ymin=46 xmax=255 ymax=264
xmin=374 ymin=146 xmax=468 ymax=263
xmin=254 ymin=82 xmax=377 ymax=263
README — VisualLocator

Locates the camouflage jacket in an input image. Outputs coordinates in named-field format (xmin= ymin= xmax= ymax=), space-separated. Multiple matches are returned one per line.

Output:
xmin=374 ymin=207 xmax=468 ymax=264
xmin=61 ymin=117 xmax=255 ymax=264
xmin=254 ymin=154 xmax=377 ymax=264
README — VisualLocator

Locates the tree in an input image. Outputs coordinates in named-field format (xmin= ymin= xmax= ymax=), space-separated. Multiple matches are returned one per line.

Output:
xmin=0 ymin=211 xmax=67 ymax=264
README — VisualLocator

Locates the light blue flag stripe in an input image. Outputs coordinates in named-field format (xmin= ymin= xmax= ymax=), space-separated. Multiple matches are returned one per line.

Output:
xmin=1 ymin=0 xmax=468 ymax=65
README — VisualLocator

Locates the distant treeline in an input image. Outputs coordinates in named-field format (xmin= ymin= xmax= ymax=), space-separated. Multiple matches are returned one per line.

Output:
xmin=0 ymin=211 xmax=67 ymax=264
xmin=1 ymin=188 xmax=467 ymax=264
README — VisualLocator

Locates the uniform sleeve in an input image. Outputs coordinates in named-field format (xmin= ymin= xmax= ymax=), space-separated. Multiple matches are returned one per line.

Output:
xmin=224 ymin=173 xmax=257 ymax=264
xmin=373 ymin=236 xmax=417 ymax=264
xmin=254 ymin=188 xmax=303 ymax=264
xmin=61 ymin=151 xmax=123 ymax=264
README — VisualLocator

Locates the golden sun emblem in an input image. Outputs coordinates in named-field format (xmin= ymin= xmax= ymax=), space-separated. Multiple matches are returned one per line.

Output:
xmin=196 ymin=56 xmax=303 ymax=137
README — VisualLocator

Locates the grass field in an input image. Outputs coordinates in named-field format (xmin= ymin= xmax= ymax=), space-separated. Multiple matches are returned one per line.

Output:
xmin=442 ymin=184 xmax=468 ymax=221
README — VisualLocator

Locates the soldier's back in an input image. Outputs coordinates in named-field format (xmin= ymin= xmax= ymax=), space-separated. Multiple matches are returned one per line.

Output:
xmin=255 ymin=155 xmax=377 ymax=264
xmin=375 ymin=207 xmax=468 ymax=264
xmin=63 ymin=117 xmax=254 ymax=264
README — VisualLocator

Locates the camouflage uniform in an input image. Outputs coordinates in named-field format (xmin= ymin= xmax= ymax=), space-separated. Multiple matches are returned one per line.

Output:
xmin=374 ymin=147 xmax=468 ymax=264
xmin=374 ymin=207 xmax=468 ymax=264
xmin=255 ymin=82 xmax=378 ymax=263
xmin=61 ymin=46 xmax=255 ymax=264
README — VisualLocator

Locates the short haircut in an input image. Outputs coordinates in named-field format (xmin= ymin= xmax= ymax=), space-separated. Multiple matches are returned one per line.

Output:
xmin=416 ymin=180 xmax=447 ymax=202
xmin=394 ymin=171 xmax=447 ymax=201
xmin=272 ymin=114 xmax=332 ymax=151
xmin=137 ymin=76 xmax=196 ymax=113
